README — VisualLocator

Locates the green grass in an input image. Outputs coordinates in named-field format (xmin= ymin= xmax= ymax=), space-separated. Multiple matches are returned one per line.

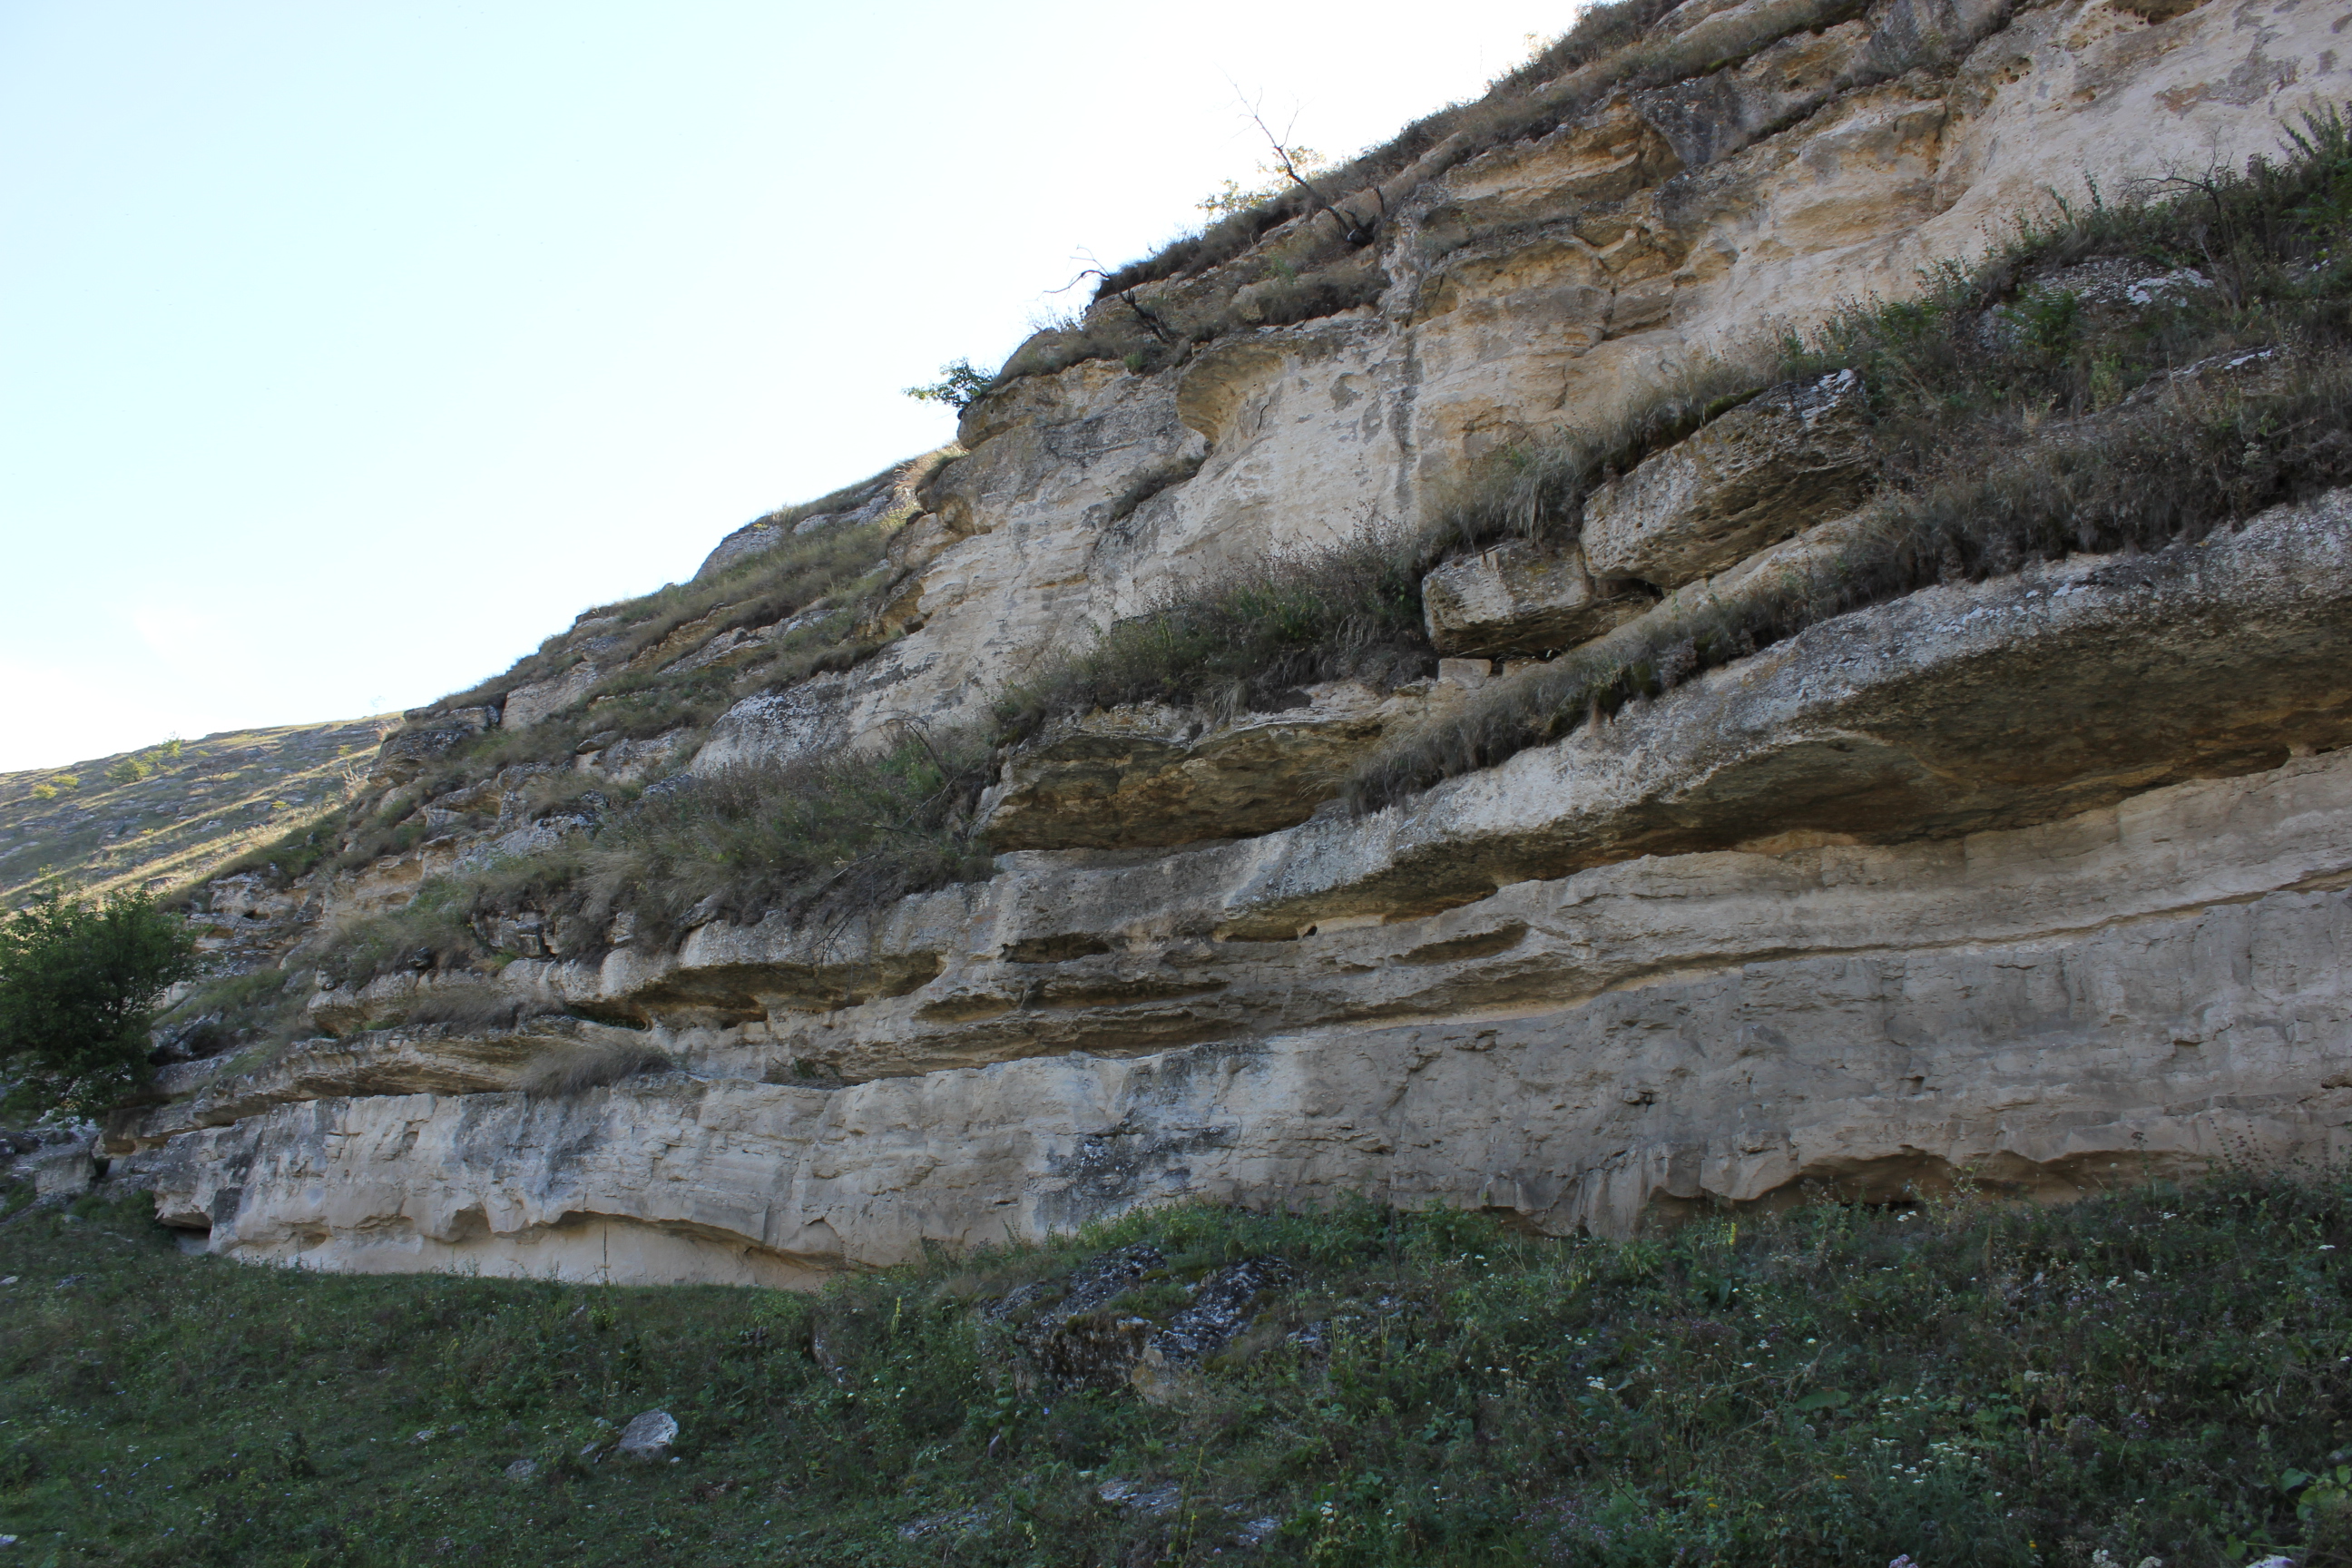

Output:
xmin=11 ymin=1171 xmax=2352 ymax=1565
xmin=285 ymin=726 xmax=996 ymax=998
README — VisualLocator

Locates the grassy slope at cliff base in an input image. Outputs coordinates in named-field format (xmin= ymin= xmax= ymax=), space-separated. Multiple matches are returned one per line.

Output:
xmin=3 ymin=1173 xmax=2350 ymax=1566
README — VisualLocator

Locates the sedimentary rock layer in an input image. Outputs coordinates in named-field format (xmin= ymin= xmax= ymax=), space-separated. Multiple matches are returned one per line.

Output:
xmin=139 ymin=745 xmax=2352 ymax=1282
xmin=127 ymin=0 xmax=2352 ymax=1287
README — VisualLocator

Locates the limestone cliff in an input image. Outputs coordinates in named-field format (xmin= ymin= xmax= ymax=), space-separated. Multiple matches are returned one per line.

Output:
xmin=113 ymin=0 xmax=2352 ymax=1286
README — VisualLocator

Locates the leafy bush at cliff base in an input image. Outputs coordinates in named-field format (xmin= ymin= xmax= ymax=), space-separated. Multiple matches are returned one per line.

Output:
xmin=1348 ymin=107 xmax=2352 ymax=810
xmin=10 ymin=1171 xmax=2352 ymax=1565
xmin=0 ymin=890 xmax=196 ymax=1117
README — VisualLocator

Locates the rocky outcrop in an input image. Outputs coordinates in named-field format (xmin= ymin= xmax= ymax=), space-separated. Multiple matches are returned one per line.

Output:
xmin=1421 ymin=541 xmax=1652 ymax=657
xmin=123 ymin=0 xmax=2352 ymax=1287
xmin=1580 ymin=371 xmax=1876 ymax=587
xmin=136 ymin=748 xmax=2352 ymax=1279
xmin=979 ymin=678 xmax=1473 ymax=852
xmin=108 ymin=1016 xmax=653 ymax=1151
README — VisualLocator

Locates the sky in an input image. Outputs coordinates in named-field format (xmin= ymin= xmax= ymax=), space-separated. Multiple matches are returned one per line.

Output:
xmin=1 ymin=0 xmax=1580 ymax=773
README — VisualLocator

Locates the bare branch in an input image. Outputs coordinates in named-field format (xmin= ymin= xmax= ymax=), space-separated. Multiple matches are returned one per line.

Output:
xmin=1238 ymin=94 xmax=1373 ymax=249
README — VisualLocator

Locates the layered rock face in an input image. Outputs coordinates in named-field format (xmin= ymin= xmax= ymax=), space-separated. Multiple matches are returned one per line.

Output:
xmin=121 ymin=0 xmax=2352 ymax=1284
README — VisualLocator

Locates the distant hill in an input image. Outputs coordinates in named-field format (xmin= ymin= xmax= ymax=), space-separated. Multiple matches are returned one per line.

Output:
xmin=0 ymin=717 xmax=392 ymax=906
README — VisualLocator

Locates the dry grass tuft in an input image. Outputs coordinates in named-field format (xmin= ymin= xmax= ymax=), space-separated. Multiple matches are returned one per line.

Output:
xmin=515 ymin=1037 xmax=672 ymax=1099
xmin=566 ymin=728 xmax=996 ymax=944
xmin=397 ymin=989 xmax=567 ymax=1034
xmin=993 ymin=541 xmax=1433 ymax=743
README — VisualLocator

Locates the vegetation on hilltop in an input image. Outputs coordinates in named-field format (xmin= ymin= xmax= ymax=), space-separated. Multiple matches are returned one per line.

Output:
xmin=8 ymin=1171 xmax=2352 ymax=1563
xmin=1085 ymin=0 xmax=1684 ymax=300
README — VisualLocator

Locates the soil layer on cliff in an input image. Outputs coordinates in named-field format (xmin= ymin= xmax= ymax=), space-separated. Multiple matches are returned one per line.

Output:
xmin=5 ymin=1175 xmax=2350 ymax=1565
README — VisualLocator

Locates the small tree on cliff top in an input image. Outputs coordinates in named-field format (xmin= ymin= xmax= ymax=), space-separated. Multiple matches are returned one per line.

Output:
xmin=0 ymin=889 xmax=196 ymax=1119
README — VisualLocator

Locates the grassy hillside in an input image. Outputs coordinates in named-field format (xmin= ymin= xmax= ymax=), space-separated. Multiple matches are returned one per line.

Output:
xmin=4 ymin=1172 xmax=2348 ymax=1565
xmin=0 ymin=720 xmax=389 ymax=908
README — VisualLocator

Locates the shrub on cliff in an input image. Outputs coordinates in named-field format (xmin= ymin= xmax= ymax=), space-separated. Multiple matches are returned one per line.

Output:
xmin=0 ymin=889 xmax=196 ymax=1117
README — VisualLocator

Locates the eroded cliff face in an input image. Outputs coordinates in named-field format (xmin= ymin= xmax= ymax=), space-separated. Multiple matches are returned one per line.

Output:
xmin=121 ymin=0 xmax=2352 ymax=1284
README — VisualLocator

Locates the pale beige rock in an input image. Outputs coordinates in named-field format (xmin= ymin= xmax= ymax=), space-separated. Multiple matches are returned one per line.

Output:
xmin=370 ymin=707 xmax=496 ymax=785
xmin=1580 ymin=371 xmax=1876 ymax=587
xmin=30 ymin=1142 xmax=96 ymax=1200
xmin=132 ymin=751 xmax=2352 ymax=1278
xmin=330 ymin=488 xmax=2352 ymax=1080
xmin=979 ymin=681 xmax=1449 ymax=852
xmin=1421 ymin=540 xmax=1651 ymax=656
xmin=502 ymin=662 xmax=600 ymax=731
xmin=129 ymin=0 xmax=2352 ymax=1289
xmin=104 ymin=1016 xmax=657 ymax=1153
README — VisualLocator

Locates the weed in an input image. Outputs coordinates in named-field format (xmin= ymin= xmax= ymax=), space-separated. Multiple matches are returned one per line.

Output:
xmin=152 ymin=967 xmax=314 ymax=1061
xmin=570 ymin=728 xmax=995 ymax=942
xmin=317 ymin=878 xmax=483 ymax=988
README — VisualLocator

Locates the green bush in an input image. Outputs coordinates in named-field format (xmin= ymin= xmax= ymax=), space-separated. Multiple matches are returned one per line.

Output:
xmin=0 ymin=889 xmax=196 ymax=1117
xmin=905 ymin=358 xmax=995 ymax=413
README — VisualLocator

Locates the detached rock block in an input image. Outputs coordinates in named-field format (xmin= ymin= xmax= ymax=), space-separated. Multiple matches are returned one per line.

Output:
xmin=616 ymin=1410 xmax=678 ymax=1461
xmin=29 ymin=1142 xmax=95 ymax=1199
xmin=981 ymin=681 xmax=1452 ymax=851
xmin=370 ymin=706 xmax=499 ymax=786
xmin=1422 ymin=540 xmax=1652 ymax=657
xmin=1581 ymin=369 xmax=1877 ymax=590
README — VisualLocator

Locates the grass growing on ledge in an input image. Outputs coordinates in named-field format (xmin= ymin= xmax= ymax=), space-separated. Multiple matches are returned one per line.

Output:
xmin=294 ymin=726 xmax=996 ymax=990
xmin=993 ymin=542 xmax=1433 ymax=745
xmin=569 ymin=728 xmax=996 ymax=940
xmin=1348 ymin=109 xmax=2352 ymax=811
xmin=12 ymin=1170 xmax=2352 ymax=1565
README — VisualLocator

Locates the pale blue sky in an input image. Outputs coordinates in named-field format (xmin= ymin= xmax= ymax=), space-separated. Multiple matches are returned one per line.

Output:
xmin=2 ymin=0 xmax=1577 ymax=771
